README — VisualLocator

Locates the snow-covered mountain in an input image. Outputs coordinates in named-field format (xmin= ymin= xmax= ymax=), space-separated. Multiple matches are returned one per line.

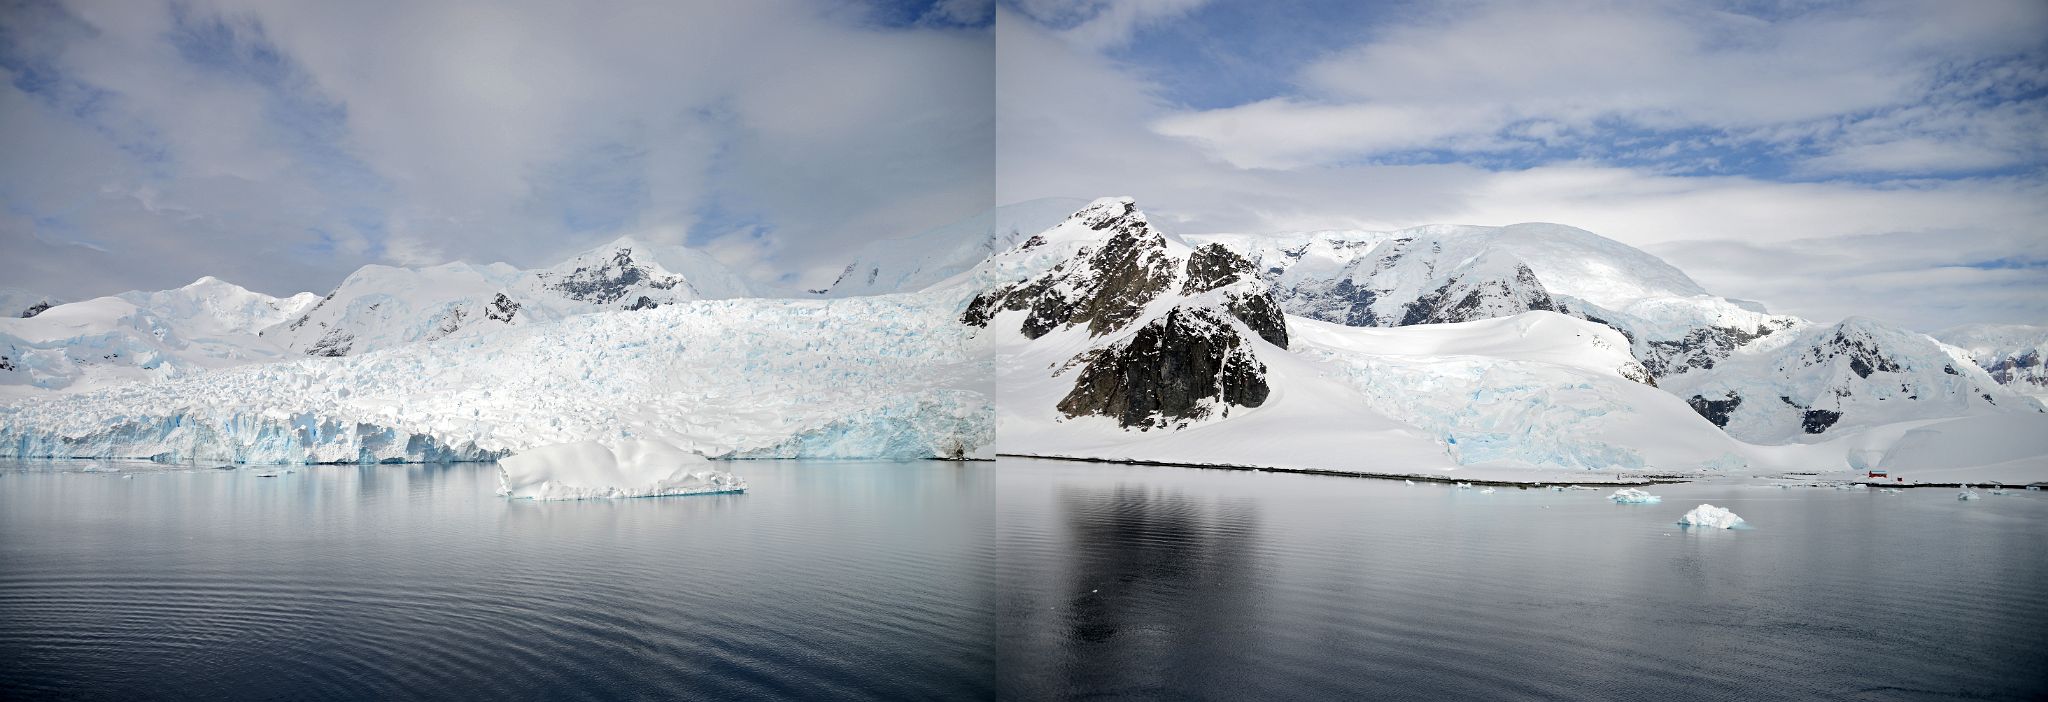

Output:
xmin=1660 ymin=317 xmax=2028 ymax=443
xmin=815 ymin=198 xmax=1087 ymax=297
xmin=264 ymin=236 xmax=753 ymax=357
xmin=1936 ymin=323 xmax=2048 ymax=405
xmin=0 ymin=289 xmax=64 ymax=319
xmin=1188 ymin=222 xmax=2037 ymax=445
xmin=2 ymin=291 xmax=989 ymax=464
xmin=0 ymin=278 xmax=315 ymax=400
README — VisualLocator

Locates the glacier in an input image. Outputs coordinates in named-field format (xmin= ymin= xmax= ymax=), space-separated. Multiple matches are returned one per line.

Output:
xmin=1 ymin=291 xmax=992 ymax=465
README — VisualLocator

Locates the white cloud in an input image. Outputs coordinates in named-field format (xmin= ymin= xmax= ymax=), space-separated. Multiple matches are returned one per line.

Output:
xmin=1150 ymin=0 xmax=2048 ymax=174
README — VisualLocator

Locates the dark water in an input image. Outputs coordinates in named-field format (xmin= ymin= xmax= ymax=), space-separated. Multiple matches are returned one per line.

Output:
xmin=3 ymin=459 xmax=2045 ymax=700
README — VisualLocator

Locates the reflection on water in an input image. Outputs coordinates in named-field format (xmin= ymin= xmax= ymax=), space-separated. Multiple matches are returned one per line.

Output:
xmin=996 ymin=461 xmax=2048 ymax=700
xmin=0 ymin=460 xmax=994 ymax=701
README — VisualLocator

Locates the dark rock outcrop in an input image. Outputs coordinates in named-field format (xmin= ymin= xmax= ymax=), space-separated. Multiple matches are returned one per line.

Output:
xmin=486 ymin=293 xmax=520 ymax=322
xmin=1801 ymin=409 xmax=1842 ymax=434
xmin=20 ymin=301 xmax=51 ymax=318
xmin=1057 ymin=306 xmax=1270 ymax=429
xmin=1687 ymin=392 xmax=1742 ymax=428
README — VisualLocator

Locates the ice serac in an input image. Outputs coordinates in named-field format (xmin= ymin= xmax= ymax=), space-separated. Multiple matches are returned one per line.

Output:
xmin=965 ymin=197 xmax=1290 ymax=430
xmin=2 ymin=291 xmax=992 ymax=464
xmin=497 ymin=440 xmax=746 ymax=500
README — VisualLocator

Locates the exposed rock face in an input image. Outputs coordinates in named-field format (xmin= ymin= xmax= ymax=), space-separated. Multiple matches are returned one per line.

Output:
xmin=20 ymin=301 xmax=51 ymax=318
xmin=1057 ymin=306 xmax=1269 ymax=429
xmin=1688 ymin=393 xmax=1741 ymax=428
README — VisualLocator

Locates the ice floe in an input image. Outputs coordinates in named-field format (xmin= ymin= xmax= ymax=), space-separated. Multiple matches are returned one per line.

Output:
xmin=1678 ymin=504 xmax=1744 ymax=529
xmin=496 ymin=439 xmax=747 ymax=501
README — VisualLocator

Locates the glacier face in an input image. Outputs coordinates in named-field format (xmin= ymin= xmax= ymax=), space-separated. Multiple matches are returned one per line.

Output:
xmin=2 ymin=291 xmax=993 ymax=464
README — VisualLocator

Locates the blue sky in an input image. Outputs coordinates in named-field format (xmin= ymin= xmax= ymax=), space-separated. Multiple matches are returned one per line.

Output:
xmin=2 ymin=0 xmax=2043 ymax=329
xmin=998 ymin=0 xmax=2048 ymax=328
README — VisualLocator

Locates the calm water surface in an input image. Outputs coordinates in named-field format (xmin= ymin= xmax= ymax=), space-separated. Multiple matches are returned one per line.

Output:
xmin=2 ymin=458 xmax=2044 ymax=700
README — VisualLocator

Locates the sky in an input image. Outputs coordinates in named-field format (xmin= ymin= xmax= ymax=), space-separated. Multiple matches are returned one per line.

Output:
xmin=998 ymin=0 xmax=2048 ymax=330
xmin=3 ymin=0 xmax=2044 ymax=330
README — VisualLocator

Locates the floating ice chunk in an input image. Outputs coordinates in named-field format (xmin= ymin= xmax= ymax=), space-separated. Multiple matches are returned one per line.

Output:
xmin=1405 ymin=480 xmax=1414 ymax=485
xmin=1457 ymin=482 xmax=1472 ymax=490
xmin=1480 ymin=487 xmax=1496 ymax=494
xmin=1879 ymin=488 xmax=1901 ymax=494
xmin=253 ymin=470 xmax=284 ymax=478
xmin=497 ymin=439 xmax=747 ymax=501
xmin=2029 ymin=486 xmax=2042 ymax=492
xmin=1609 ymin=488 xmax=1662 ymax=504
xmin=1957 ymin=489 xmax=1979 ymax=501
xmin=1678 ymin=504 xmax=1744 ymax=529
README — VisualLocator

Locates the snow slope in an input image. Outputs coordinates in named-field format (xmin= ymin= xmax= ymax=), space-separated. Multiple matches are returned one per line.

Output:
xmin=0 ymin=278 xmax=315 ymax=400
xmin=2 ymin=291 xmax=991 ymax=464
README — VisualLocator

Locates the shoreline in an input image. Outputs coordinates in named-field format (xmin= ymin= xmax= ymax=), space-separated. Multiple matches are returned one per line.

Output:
xmin=995 ymin=452 xmax=1673 ymax=487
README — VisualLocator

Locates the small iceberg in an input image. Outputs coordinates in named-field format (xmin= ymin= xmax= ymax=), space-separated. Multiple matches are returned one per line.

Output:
xmin=1879 ymin=488 xmax=1901 ymax=494
xmin=497 ymin=439 xmax=747 ymax=501
xmin=1405 ymin=479 xmax=1414 ymax=485
xmin=1678 ymin=504 xmax=1745 ymax=529
xmin=1456 ymin=482 xmax=1472 ymax=490
xmin=1957 ymin=489 xmax=1979 ymax=501
xmin=1479 ymin=487 xmax=1496 ymax=494
xmin=1608 ymin=488 xmax=1661 ymax=504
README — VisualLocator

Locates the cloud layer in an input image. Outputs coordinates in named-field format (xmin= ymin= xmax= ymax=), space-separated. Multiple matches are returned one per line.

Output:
xmin=2 ymin=0 xmax=994 ymax=297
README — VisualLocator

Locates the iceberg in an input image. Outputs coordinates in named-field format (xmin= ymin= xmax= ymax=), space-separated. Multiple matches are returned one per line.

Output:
xmin=497 ymin=440 xmax=747 ymax=501
xmin=1608 ymin=487 xmax=1662 ymax=504
xmin=1957 ymin=489 xmax=1979 ymax=501
xmin=1678 ymin=504 xmax=1744 ymax=529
